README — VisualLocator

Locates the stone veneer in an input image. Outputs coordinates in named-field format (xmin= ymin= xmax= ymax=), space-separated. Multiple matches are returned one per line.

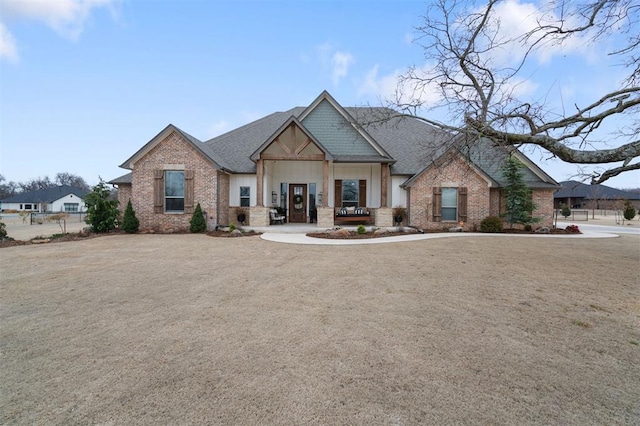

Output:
xmin=130 ymin=131 xmax=220 ymax=232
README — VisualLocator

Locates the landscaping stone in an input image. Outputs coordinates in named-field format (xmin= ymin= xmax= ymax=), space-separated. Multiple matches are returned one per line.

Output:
xmin=535 ymin=227 xmax=551 ymax=234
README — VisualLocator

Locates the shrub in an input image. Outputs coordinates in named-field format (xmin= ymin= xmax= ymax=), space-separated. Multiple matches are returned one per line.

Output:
xmin=560 ymin=203 xmax=571 ymax=218
xmin=190 ymin=203 xmax=206 ymax=233
xmin=0 ymin=221 xmax=7 ymax=239
xmin=565 ymin=225 xmax=580 ymax=233
xmin=121 ymin=200 xmax=140 ymax=233
xmin=623 ymin=200 xmax=636 ymax=221
xmin=357 ymin=224 xmax=366 ymax=234
xmin=229 ymin=223 xmax=236 ymax=232
xmin=480 ymin=216 xmax=503 ymax=233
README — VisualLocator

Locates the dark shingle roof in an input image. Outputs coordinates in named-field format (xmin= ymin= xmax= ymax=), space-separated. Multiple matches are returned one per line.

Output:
xmin=113 ymin=92 xmax=557 ymax=189
xmin=554 ymin=180 xmax=640 ymax=200
xmin=204 ymin=108 xmax=306 ymax=173
xmin=0 ymin=185 xmax=89 ymax=203
xmin=109 ymin=173 xmax=132 ymax=185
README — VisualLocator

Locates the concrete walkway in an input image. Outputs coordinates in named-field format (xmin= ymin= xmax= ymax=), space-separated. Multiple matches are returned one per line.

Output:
xmin=260 ymin=228 xmax=621 ymax=245
xmin=3 ymin=212 xmax=636 ymax=243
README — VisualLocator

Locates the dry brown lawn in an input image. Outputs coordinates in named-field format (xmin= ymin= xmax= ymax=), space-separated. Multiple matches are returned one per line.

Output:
xmin=1 ymin=234 xmax=639 ymax=425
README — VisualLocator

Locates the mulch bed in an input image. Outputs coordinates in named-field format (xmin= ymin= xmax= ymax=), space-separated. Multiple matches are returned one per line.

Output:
xmin=206 ymin=230 xmax=262 ymax=238
xmin=307 ymin=227 xmax=580 ymax=240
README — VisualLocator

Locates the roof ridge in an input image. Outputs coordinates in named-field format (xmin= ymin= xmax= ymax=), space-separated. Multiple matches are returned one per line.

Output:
xmin=204 ymin=107 xmax=304 ymax=145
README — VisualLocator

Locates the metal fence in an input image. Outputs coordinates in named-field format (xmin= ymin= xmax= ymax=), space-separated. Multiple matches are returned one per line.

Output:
xmin=555 ymin=209 xmax=589 ymax=221
xmin=30 ymin=211 xmax=87 ymax=225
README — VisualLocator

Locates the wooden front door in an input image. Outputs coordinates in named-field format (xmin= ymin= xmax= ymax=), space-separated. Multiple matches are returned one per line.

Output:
xmin=289 ymin=184 xmax=307 ymax=223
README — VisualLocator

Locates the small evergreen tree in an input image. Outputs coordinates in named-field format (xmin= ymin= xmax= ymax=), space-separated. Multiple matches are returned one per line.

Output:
xmin=560 ymin=203 xmax=571 ymax=218
xmin=0 ymin=221 xmax=8 ymax=240
xmin=190 ymin=203 xmax=206 ymax=233
xmin=84 ymin=180 xmax=119 ymax=233
xmin=623 ymin=200 xmax=636 ymax=221
xmin=121 ymin=200 xmax=140 ymax=233
xmin=501 ymin=156 xmax=539 ymax=228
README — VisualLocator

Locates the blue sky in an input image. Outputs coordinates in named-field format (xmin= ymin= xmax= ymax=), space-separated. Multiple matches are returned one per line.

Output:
xmin=1 ymin=0 xmax=638 ymax=189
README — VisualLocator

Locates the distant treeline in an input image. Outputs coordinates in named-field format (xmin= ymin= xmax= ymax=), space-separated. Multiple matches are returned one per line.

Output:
xmin=0 ymin=173 xmax=91 ymax=199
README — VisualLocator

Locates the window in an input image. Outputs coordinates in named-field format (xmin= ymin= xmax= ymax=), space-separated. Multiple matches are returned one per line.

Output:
xmin=341 ymin=180 xmax=358 ymax=207
xmin=165 ymin=171 xmax=185 ymax=212
xmin=433 ymin=187 xmax=467 ymax=222
xmin=240 ymin=186 xmax=250 ymax=207
xmin=334 ymin=179 xmax=366 ymax=207
xmin=64 ymin=203 xmax=79 ymax=212
xmin=309 ymin=183 xmax=316 ymax=210
xmin=441 ymin=188 xmax=457 ymax=221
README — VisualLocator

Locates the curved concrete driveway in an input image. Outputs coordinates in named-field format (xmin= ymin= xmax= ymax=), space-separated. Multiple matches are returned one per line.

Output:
xmin=261 ymin=227 xmax=622 ymax=245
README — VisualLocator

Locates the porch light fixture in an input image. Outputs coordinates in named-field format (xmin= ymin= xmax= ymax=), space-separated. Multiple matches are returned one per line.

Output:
xmin=318 ymin=192 xmax=322 ymax=205
xmin=272 ymin=191 xmax=277 ymax=204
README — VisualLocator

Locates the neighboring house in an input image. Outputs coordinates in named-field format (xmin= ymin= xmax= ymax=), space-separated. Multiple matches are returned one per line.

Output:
xmin=109 ymin=91 xmax=558 ymax=232
xmin=554 ymin=180 xmax=640 ymax=210
xmin=0 ymin=185 xmax=88 ymax=213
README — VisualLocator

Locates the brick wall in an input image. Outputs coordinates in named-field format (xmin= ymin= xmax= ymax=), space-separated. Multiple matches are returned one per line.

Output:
xmin=408 ymin=156 xmax=490 ymax=231
xmin=407 ymin=155 xmax=555 ymax=230
xmin=532 ymin=188 xmax=555 ymax=227
xmin=131 ymin=131 xmax=219 ymax=232
xmin=218 ymin=171 xmax=230 ymax=225
xmin=116 ymin=184 xmax=132 ymax=214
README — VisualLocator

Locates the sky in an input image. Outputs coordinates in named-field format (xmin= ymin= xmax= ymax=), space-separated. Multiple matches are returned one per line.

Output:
xmin=1 ymin=0 xmax=638 ymax=190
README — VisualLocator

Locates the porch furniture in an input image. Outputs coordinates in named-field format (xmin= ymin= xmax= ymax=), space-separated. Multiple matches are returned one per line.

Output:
xmin=335 ymin=207 xmax=371 ymax=224
xmin=269 ymin=209 xmax=285 ymax=225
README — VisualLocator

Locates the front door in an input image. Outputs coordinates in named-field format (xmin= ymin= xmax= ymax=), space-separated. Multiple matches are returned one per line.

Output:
xmin=289 ymin=184 xmax=307 ymax=223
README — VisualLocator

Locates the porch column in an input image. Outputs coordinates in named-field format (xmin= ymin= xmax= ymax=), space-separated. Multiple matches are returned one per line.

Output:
xmin=381 ymin=163 xmax=389 ymax=207
xmin=322 ymin=160 xmax=329 ymax=207
xmin=256 ymin=159 xmax=264 ymax=206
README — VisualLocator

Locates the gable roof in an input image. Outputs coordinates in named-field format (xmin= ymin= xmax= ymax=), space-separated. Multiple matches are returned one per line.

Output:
xmin=249 ymin=116 xmax=333 ymax=161
xmin=554 ymin=180 xmax=640 ymax=200
xmin=114 ymin=91 xmax=557 ymax=189
xmin=0 ymin=185 xmax=89 ymax=204
xmin=298 ymin=91 xmax=393 ymax=160
xmin=119 ymin=124 xmax=227 ymax=171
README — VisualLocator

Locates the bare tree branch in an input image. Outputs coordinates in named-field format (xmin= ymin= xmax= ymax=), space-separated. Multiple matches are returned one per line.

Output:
xmin=392 ymin=0 xmax=640 ymax=184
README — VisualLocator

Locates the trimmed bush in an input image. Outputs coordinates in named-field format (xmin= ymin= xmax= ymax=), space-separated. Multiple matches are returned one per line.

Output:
xmin=480 ymin=216 xmax=504 ymax=233
xmin=357 ymin=224 xmax=366 ymax=234
xmin=121 ymin=200 xmax=139 ymax=233
xmin=0 ymin=221 xmax=7 ymax=239
xmin=561 ymin=203 xmax=571 ymax=218
xmin=190 ymin=203 xmax=206 ymax=233
xmin=623 ymin=200 xmax=636 ymax=221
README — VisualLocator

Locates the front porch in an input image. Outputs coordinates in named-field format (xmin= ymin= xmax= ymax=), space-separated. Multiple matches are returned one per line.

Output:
xmin=240 ymin=206 xmax=395 ymax=228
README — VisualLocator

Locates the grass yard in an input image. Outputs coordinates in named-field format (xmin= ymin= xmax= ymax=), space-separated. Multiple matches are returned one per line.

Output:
xmin=1 ymin=234 xmax=639 ymax=425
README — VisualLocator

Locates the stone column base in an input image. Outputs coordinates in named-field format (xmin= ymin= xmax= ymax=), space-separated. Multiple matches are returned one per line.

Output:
xmin=249 ymin=206 xmax=269 ymax=227
xmin=316 ymin=207 xmax=335 ymax=228
xmin=375 ymin=207 xmax=393 ymax=227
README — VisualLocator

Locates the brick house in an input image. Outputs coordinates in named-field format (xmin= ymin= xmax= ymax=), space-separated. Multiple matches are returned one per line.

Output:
xmin=110 ymin=91 xmax=558 ymax=232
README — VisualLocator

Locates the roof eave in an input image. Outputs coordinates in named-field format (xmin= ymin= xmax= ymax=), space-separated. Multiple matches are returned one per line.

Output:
xmin=119 ymin=124 xmax=223 ymax=170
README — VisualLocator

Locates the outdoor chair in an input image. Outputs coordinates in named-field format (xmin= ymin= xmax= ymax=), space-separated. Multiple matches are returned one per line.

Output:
xmin=269 ymin=209 xmax=285 ymax=225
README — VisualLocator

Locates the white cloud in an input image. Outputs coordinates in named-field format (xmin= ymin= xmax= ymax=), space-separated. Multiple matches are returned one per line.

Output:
xmin=0 ymin=0 xmax=117 ymax=62
xmin=358 ymin=64 xmax=442 ymax=110
xmin=331 ymin=51 xmax=354 ymax=85
xmin=0 ymin=23 xmax=18 ymax=63
xmin=315 ymin=43 xmax=355 ymax=86
xmin=488 ymin=0 xmax=594 ymax=65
